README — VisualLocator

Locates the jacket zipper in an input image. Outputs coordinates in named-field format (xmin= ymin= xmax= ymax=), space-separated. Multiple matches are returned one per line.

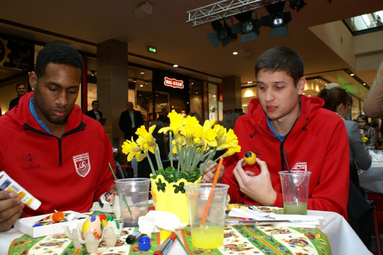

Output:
xmin=23 ymin=122 xmax=86 ymax=166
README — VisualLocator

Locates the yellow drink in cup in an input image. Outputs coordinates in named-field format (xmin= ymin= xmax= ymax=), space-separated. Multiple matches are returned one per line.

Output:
xmin=191 ymin=226 xmax=224 ymax=249
xmin=185 ymin=183 xmax=229 ymax=249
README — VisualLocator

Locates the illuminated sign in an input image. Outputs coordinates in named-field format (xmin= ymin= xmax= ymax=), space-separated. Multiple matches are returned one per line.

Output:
xmin=147 ymin=46 xmax=157 ymax=53
xmin=164 ymin=76 xmax=184 ymax=89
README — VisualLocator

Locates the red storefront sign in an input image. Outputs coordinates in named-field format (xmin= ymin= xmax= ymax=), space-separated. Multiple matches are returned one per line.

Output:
xmin=164 ymin=76 xmax=184 ymax=89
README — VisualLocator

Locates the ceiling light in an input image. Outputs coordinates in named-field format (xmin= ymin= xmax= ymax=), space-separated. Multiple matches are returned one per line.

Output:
xmin=350 ymin=73 xmax=355 ymax=76
xmin=363 ymin=83 xmax=366 ymax=86
xmin=289 ymin=0 xmax=306 ymax=12
xmin=247 ymin=81 xmax=252 ymax=84
xmin=206 ymin=19 xmax=237 ymax=47
xmin=232 ymin=11 xmax=262 ymax=43
xmin=140 ymin=84 xmax=144 ymax=87
xmin=140 ymin=71 xmax=145 ymax=75
xmin=173 ymin=64 xmax=178 ymax=68
xmin=233 ymin=51 xmax=238 ymax=55
xmin=261 ymin=1 xmax=292 ymax=38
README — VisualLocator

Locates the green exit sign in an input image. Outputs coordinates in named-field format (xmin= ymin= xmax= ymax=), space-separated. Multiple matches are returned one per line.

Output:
xmin=147 ymin=46 xmax=157 ymax=53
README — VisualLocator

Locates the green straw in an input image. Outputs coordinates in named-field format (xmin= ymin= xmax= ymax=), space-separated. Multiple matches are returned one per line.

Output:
xmin=108 ymin=163 xmax=132 ymax=215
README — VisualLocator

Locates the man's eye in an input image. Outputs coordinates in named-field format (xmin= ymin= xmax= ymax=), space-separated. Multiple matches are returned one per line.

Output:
xmin=48 ymin=87 xmax=58 ymax=92
xmin=68 ymin=89 xmax=78 ymax=94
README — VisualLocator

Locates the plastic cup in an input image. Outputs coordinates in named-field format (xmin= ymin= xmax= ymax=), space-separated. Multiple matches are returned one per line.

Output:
xmin=115 ymin=178 xmax=150 ymax=227
xmin=279 ymin=171 xmax=311 ymax=215
xmin=184 ymin=183 xmax=229 ymax=249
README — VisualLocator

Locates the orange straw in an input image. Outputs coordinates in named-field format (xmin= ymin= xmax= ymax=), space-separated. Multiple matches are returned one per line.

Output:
xmin=201 ymin=157 xmax=224 ymax=226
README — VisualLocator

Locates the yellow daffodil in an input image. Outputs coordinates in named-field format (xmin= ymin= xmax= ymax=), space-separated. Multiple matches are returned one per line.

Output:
xmin=121 ymin=110 xmax=241 ymax=182
xmin=159 ymin=110 xmax=185 ymax=135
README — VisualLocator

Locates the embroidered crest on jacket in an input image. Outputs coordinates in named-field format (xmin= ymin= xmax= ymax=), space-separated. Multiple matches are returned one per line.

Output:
xmin=73 ymin=153 xmax=91 ymax=177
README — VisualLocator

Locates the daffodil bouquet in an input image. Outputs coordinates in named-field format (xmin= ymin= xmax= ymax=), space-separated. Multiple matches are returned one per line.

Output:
xmin=121 ymin=110 xmax=241 ymax=184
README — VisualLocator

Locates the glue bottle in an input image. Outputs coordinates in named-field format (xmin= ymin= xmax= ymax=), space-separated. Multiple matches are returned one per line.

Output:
xmin=0 ymin=171 xmax=41 ymax=210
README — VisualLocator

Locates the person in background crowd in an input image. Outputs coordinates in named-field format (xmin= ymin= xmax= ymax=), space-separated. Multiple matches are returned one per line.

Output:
xmin=0 ymin=43 xmax=116 ymax=232
xmin=8 ymin=82 xmax=26 ymax=110
xmin=157 ymin=108 xmax=170 ymax=125
xmin=85 ymin=100 xmax=105 ymax=125
xmin=119 ymin=102 xmax=144 ymax=141
xmin=202 ymin=46 xmax=350 ymax=219
xmin=221 ymin=112 xmax=239 ymax=130
xmin=357 ymin=114 xmax=377 ymax=149
xmin=317 ymin=86 xmax=371 ymax=182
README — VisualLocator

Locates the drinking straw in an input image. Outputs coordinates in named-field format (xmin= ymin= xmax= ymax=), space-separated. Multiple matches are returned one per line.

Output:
xmin=282 ymin=150 xmax=299 ymax=205
xmin=201 ymin=157 xmax=224 ymax=226
xmin=108 ymin=163 xmax=132 ymax=215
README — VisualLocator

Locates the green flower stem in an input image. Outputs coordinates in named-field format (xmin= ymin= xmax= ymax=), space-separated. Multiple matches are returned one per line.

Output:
xmin=199 ymin=150 xmax=217 ymax=173
xmin=145 ymin=151 xmax=157 ymax=176
xmin=154 ymin=145 xmax=164 ymax=170
xmin=169 ymin=132 xmax=173 ymax=169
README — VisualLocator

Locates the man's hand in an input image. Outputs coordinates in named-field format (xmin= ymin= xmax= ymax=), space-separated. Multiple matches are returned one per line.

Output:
xmin=233 ymin=158 xmax=277 ymax=205
xmin=201 ymin=160 xmax=224 ymax=183
xmin=0 ymin=191 xmax=24 ymax=232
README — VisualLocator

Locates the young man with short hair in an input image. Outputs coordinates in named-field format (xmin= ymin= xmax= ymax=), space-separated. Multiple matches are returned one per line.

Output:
xmin=0 ymin=43 xmax=116 ymax=232
xmin=221 ymin=46 xmax=349 ymax=218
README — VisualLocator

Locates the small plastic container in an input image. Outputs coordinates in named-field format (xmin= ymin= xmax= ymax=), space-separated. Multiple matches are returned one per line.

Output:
xmin=138 ymin=236 xmax=151 ymax=251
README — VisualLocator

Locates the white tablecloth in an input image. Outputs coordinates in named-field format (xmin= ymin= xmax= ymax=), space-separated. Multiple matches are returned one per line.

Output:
xmin=360 ymin=162 xmax=383 ymax=193
xmin=0 ymin=209 xmax=370 ymax=255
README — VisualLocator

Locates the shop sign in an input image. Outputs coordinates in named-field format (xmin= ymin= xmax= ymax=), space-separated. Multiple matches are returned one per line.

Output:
xmin=164 ymin=76 xmax=184 ymax=89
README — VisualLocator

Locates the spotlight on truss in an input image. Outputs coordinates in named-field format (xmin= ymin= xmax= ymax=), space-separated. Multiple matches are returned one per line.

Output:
xmin=289 ymin=0 xmax=306 ymax=11
xmin=206 ymin=20 xmax=237 ymax=47
xmin=231 ymin=11 xmax=262 ymax=43
xmin=261 ymin=1 xmax=292 ymax=38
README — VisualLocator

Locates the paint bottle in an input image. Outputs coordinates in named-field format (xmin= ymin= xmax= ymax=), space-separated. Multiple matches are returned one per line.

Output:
xmin=126 ymin=230 xmax=145 ymax=244
xmin=0 ymin=171 xmax=41 ymax=210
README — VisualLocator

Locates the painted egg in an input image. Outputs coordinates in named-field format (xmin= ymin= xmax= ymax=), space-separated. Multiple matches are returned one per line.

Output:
xmin=81 ymin=214 xmax=104 ymax=240
xmin=244 ymin=151 xmax=256 ymax=165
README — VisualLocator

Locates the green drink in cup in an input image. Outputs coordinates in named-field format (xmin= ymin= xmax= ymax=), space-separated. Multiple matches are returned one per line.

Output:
xmin=279 ymin=171 xmax=311 ymax=215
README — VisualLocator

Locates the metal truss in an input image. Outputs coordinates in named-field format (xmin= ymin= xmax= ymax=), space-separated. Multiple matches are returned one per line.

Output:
xmin=186 ymin=0 xmax=285 ymax=27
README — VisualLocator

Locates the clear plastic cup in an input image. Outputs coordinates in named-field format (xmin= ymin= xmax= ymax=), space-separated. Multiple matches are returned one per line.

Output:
xmin=279 ymin=171 xmax=311 ymax=215
xmin=116 ymin=178 xmax=150 ymax=227
xmin=185 ymin=183 xmax=229 ymax=249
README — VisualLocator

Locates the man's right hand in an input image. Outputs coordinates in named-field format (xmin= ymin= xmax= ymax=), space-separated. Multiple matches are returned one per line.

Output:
xmin=0 ymin=191 xmax=24 ymax=232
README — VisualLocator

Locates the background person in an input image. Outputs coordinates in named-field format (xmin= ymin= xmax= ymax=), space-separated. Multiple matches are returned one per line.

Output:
xmin=204 ymin=46 xmax=349 ymax=219
xmin=8 ymin=82 xmax=26 ymax=110
xmin=317 ymin=86 xmax=371 ymax=183
xmin=357 ymin=114 xmax=377 ymax=149
xmin=0 ymin=43 xmax=116 ymax=232
xmin=119 ymin=102 xmax=144 ymax=141
xmin=157 ymin=108 xmax=170 ymax=125
xmin=85 ymin=100 xmax=105 ymax=125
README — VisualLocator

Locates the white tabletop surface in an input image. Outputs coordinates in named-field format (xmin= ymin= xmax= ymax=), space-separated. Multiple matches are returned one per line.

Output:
xmin=0 ymin=209 xmax=370 ymax=255
xmin=360 ymin=161 xmax=383 ymax=193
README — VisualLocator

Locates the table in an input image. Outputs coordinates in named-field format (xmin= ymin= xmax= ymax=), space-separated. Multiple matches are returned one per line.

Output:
xmin=360 ymin=162 xmax=383 ymax=193
xmin=0 ymin=208 xmax=370 ymax=255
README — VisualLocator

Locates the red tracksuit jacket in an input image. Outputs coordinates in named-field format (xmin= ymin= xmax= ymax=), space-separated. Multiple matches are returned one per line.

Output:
xmin=222 ymin=95 xmax=349 ymax=219
xmin=0 ymin=92 xmax=116 ymax=217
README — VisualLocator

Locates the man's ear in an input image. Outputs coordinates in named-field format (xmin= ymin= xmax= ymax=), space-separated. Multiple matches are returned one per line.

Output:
xmin=297 ymin=77 xmax=306 ymax=95
xmin=29 ymin=71 xmax=37 ymax=90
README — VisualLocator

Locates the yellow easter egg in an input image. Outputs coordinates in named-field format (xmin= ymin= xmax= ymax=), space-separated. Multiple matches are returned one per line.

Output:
xmin=244 ymin=151 xmax=256 ymax=165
